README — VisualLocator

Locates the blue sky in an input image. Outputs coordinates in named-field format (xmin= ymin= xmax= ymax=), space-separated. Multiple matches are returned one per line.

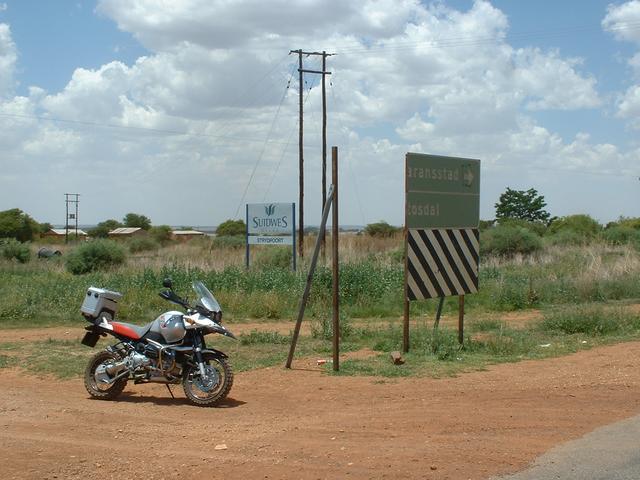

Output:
xmin=4 ymin=1 xmax=147 ymax=95
xmin=0 ymin=0 xmax=639 ymax=226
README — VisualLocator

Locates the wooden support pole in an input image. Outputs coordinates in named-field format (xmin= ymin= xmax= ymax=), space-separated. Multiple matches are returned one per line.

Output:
xmin=458 ymin=295 xmax=465 ymax=345
xmin=331 ymin=146 xmax=339 ymax=371
xmin=286 ymin=186 xmax=335 ymax=369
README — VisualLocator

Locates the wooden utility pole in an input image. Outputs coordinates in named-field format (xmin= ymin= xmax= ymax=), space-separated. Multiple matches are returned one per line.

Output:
xmin=321 ymin=52 xmax=328 ymax=259
xmin=289 ymin=49 xmax=334 ymax=259
xmin=292 ymin=49 xmax=304 ymax=258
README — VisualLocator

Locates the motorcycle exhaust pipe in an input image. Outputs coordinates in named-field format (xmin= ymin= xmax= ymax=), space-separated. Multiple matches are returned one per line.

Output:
xmin=105 ymin=361 xmax=127 ymax=376
xmin=101 ymin=369 xmax=129 ymax=385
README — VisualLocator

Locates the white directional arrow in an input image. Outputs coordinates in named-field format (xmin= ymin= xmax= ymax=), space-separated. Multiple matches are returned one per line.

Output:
xmin=463 ymin=166 xmax=474 ymax=187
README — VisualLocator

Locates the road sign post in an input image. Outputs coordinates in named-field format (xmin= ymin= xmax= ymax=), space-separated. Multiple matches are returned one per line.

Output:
xmin=403 ymin=153 xmax=481 ymax=352
xmin=246 ymin=203 xmax=296 ymax=271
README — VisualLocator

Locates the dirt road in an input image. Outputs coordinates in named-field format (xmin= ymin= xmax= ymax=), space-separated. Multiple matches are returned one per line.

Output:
xmin=2 ymin=339 xmax=640 ymax=480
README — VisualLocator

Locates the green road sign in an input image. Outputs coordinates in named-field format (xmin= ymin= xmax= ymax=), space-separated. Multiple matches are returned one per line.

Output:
xmin=405 ymin=153 xmax=480 ymax=229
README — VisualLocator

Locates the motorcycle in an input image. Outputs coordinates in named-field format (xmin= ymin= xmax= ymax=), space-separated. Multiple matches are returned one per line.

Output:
xmin=80 ymin=278 xmax=236 ymax=407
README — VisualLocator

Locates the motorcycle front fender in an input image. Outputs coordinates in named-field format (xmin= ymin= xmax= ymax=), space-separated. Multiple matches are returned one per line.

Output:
xmin=201 ymin=348 xmax=228 ymax=360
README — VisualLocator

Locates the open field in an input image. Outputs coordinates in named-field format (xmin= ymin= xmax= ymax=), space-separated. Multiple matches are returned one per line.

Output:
xmin=2 ymin=339 xmax=640 ymax=480
xmin=2 ymin=238 xmax=640 ymax=478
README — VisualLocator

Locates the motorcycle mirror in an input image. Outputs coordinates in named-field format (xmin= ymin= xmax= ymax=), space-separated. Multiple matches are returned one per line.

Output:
xmin=162 ymin=278 xmax=173 ymax=289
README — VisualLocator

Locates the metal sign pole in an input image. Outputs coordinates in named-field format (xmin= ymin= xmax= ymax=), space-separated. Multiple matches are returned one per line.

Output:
xmin=292 ymin=203 xmax=296 ymax=272
xmin=245 ymin=204 xmax=250 ymax=269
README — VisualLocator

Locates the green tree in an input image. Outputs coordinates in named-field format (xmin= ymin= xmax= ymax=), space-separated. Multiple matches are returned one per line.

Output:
xmin=0 ymin=208 xmax=39 ymax=242
xmin=216 ymin=219 xmax=246 ymax=236
xmin=89 ymin=219 xmax=122 ymax=238
xmin=123 ymin=213 xmax=152 ymax=230
xmin=495 ymin=188 xmax=551 ymax=224
xmin=364 ymin=221 xmax=400 ymax=238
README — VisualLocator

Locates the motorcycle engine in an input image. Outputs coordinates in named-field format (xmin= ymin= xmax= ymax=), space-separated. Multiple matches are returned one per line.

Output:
xmin=124 ymin=351 xmax=151 ymax=372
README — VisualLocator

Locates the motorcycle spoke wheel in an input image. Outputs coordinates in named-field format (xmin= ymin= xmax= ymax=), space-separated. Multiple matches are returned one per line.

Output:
xmin=182 ymin=358 xmax=233 ymax=407
xmin=84 ymin=350 xmax=128 ymax=400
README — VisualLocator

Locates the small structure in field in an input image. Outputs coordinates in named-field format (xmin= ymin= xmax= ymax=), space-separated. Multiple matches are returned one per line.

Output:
xmin=171 ymin=230 xmax=205 ymax=242
xmin=42 ymin=228 xmax=88 ymax=238
xmin=108 ymin=227 xmax=147 ymax=239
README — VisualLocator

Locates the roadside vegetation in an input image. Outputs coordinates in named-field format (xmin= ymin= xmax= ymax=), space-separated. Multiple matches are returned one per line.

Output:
xmin=2 ymin=197 xmax=640 ymax=379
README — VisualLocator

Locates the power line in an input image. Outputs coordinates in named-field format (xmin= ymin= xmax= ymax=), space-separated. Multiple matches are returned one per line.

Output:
xmin=334 ymin=21 xmax=640 ymax=55
xmin=234 ymin=64 xmax=296 ymax=218
xmin=263 ymin=69 xmax=318 ymax=201
xmin=0 ymin=111 xmax=324 ymax=148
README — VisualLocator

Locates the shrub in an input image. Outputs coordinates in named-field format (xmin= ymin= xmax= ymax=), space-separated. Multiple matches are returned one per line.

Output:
xmin=0 ymin=208 xmax=39 ymax=242
xmin=496 ymin=218 xmax=547 ymax=236
xmin=253 ymin=247 xmax=293 ymax=269
xmin=607 ymin=217 xmax=640 ymax=230
xmin=548 ymin=214 xmax=601 ymax=237
xmin=364 ymin=221 xmax=400 ymax=238
xmin=216 ymin=219 xmax=246 ymax=236
xmin=601 ymin=226 xmax=640 ymax=246
xmin=128 ymin=237 xmax=160 ymax=253
xmin=211 ymin=235 xmax=244 ymax=249
xmin=546 ymin=229 xmax=590 ymax=247
xmin=65 ymin=240 xmax=126 ymax=274
xmin=149 ymin=225 xmax=173 ymax=245
xmin=0 ymin=239 xmax=31 ymax=263
xmin=481 ymin=226 xmax=542 ymax=256
xmin=478 ymin=220 xmax=495 ymax=231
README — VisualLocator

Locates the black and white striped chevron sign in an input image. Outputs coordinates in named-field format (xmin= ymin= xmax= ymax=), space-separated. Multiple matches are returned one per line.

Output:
xmin=407 ymin=228 xmax=479 ymax=300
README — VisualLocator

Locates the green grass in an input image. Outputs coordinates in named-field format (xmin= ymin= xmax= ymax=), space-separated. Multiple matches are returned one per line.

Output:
xmin=1 ymin=304 xmax=640 ymax=379
xmin=1 ymin=242 xmax=640 ymax=379
xmin=2 ymin=242 xmax=640 ymax=328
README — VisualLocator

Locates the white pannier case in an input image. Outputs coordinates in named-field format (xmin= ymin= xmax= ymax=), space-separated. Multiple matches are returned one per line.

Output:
xmin=81 ymin=287 xmax=122 ymax=320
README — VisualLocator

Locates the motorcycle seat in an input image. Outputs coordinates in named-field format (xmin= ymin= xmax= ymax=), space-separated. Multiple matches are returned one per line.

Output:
xmin=109 ymin=321 xmax=153 ymax=340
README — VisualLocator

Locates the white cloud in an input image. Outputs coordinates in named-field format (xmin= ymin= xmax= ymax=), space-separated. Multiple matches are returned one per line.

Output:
xmin=616 ymin=84 xmax=640 ymax=127
xmin=0 ymin=0 xmax=637 ymax=225
xmin=0 ymin=23 xmax=16 ymax=97
xmin=0 ymin=4 xmax=7 ymax=12
xmin=603 ymin=1 xmax=640 ymax=128
xmin=514 ymin=48 xmax=600 ymax=110
xmin=603 ymin=0 xmax=640 ymax=44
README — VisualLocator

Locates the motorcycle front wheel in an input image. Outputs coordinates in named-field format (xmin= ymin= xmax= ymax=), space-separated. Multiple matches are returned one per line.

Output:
xmin=84 ymin=350 xmax=128 ymax=400
xmin=182 ymin=357 xmax=233 ymax=407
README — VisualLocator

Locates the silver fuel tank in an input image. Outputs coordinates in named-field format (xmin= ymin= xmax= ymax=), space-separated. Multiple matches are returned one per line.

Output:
xmin=149 ymin=311 xmax=186 ymax=343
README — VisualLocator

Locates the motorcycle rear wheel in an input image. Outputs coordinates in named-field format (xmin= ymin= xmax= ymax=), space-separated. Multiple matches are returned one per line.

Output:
xmin=182 ymin=357 xmax=233 ymax=407
xmin=84 ymin=350 xmax=128 ymax=400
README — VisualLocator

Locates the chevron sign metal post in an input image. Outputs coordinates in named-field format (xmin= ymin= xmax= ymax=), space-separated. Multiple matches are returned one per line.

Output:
xmin=403 ymin=153 xmax=481 ymax=352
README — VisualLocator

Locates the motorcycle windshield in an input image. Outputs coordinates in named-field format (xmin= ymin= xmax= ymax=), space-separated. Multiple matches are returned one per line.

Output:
xmin=192 ymin=281 xmax=221 ymax=313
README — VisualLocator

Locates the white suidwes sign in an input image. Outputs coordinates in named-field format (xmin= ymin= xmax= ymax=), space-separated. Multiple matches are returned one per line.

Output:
xmin=247 ymin=203 xmax=294 ymax=235
xmin=245 ymin=203 xmax=296 ymax=270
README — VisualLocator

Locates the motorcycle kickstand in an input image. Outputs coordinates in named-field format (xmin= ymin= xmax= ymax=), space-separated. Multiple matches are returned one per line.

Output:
xmin=165 ymin=384 xmax=175 ymax=399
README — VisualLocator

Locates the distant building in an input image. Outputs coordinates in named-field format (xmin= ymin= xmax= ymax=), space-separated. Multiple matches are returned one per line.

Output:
xmin=42 ymin=228 xmax=88 ymax=238
xmin=108 ymin=227 xmax=147 ymax=239
xmin=171 ymin=229 xmax=205 ymax=242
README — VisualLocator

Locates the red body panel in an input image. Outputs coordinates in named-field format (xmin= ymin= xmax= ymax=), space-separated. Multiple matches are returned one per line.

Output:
xmin=110 ymin=322 xmax=141 ymax=340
